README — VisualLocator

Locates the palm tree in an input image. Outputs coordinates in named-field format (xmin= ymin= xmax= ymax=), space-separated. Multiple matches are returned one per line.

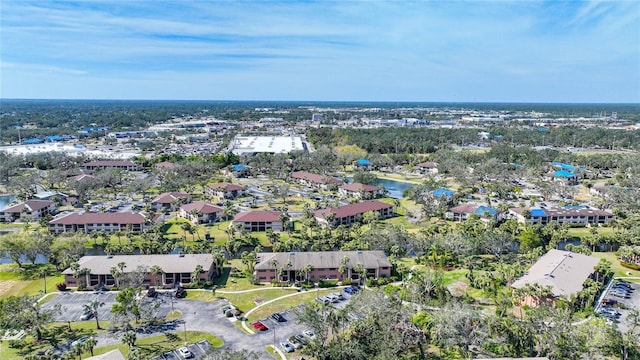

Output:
xmin=84 ymin=337 xmax=97 ymax=357
xmin=149 ymin=265 xmax=164 ymax=287
xmin=301 ymin=263 xmax=313 ymax=283
xmin=83 ymin=299 xmax=105 ymax=329
xmin=270 ymin=258 xmax=279 ymax=283
xmin=353 ymin=263 xmax=366 ymax=285
xmin=122 ymin=330 xmax=137 ymax=350
xmin=212 ymin=250 xmax=226 ymax=277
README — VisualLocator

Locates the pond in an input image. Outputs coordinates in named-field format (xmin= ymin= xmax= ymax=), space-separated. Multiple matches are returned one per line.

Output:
xmin=346 ymin=177 xmax=416 ymax=199
xmin=0 ymin=195 xmax=16 ymax=210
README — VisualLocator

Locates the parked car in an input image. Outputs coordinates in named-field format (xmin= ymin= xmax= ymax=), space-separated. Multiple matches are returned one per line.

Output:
xmin=147 ymin=287 xmax=157 ymax=298
xmin=71 ymin=336 xmax=92 ymax=348
xmin=175 ymin=288 xmax=187 ymax=298
xmin=79 ymin=311 xmax=94 ymax=321
xmin=220 ymin=304 xmax=236 ymax=315
xmin=303 ymin=330 xmax=316 ymax=339
xmin=326 ymin=294 xmax=340 ymax=303
xmin=251 ymin=321 xmax=268 ymax=331
xmin=271 ymin=313 xmax=286 ymax=322
xmin=601 ymin=298 xmax=618 ymax=305
xmin=315 ymin=297 xmax=329 ymax=305
xmin=343 ymin=287 xmax=354 ymax=294
xmin=288 ymin=336 xmax=304 ymax=349
xmin=295 ymin=333 xmax=309 ymax=344
xmin=178 ymin=346 xmax=193 ymax=358
xmin=280 ymin=341 xmax=294 ymax=353
xmin=331 ymin=292 xmax=345 ymax=301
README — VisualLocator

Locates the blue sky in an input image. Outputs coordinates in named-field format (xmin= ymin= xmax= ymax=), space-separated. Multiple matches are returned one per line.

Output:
xmin=1 ymin=0 xmax=639 ymax=102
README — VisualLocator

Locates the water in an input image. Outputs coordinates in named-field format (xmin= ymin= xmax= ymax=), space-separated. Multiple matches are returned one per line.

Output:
xmin=346 ymin=177 xmax=416 ymax=198
xmin=0 ymin=195 xmax=16 ymax=210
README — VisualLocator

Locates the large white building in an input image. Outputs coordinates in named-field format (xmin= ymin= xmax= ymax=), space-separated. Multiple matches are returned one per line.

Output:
xmin=230 ymin=135 xmax=305 ymax=155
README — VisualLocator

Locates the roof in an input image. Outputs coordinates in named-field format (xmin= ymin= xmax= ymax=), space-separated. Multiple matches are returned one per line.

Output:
xmin=432 ymin=188 xmax=454 ymax=198
xmin=233 ymin=210 xmax=283 ymax=223
xmin=0 ymin=200 xmax=54 ymax=213
xmin=356 ymin=159 xmax=371 ymax=166
xmin=84 ymin=160 xmax=136 ymax=167
xmin=448 ymin=203 xmax=478 ymax=214
xmin=551 ymin=162 xmax=576 ymax=172
xmin=73 ymin=174 xmax=96 ymax=182
xmin=151 ymin=192 xmax=190 ymax=204
xmin=512 ymin=249 xmax=600 ymax=297
xmin=154 ymin=161 xmax=177 ymax=169
xmin=314 ymin=200 xmax=392 ymax=219
xmin=255 ymin=250 xmax=391 ymax=271
xmin=180 ymin=201 xmax=222 ymax=214
xmin=340 ymin=182 xmax=379 ymax=192
xmin=474 ymin=205 xmax=499 ymax=216
xmin=232 ymin=164 xmax=248 ymax=171
xmin=553 ymin=170 xmax=576 ymax=178
xmin=291 ymin=171 xmax=342 ymax=185
xmin=208 ymin=182 xmax=243 ymax=191
xmin=62 ymin=254 xmax=213 ymax=275
xmin=50 ymin=212 xmax=145 ymax=225
xmin=417 ymin=161 xmax=437 ymax=168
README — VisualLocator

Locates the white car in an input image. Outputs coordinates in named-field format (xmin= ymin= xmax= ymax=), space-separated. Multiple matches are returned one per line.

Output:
xmin=303 ymin=330 xmax=316 ymax=339
xmin=280 ymin=341 xmax=294 ymax=353
xmin=178 ymin=346 xmax=193 ymax=358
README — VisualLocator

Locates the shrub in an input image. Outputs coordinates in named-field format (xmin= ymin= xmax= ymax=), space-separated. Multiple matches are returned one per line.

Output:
xmin=78 ymin=283 xmax=87 ymax=291
xmin=620 ymin=261 xmax=640 ymax=270
xmin=56 ymin=282 xmax=67 ymax=291
xmin=318 ymin=279 xmax=338 ymax=288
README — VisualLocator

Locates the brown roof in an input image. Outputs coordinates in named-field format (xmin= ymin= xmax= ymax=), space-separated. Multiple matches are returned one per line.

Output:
xmin=50 ymin=212 xmax=145 ymax=225
xmin=449 ymin=203 xmax=478 ymax=214
xmin=151 ymin=192 xmax=190 ymax=204
xmin=72 ymin=174 xmax=96 ymax=182
xmin=256 ymin=250 xmax=392 ymax=271
xmin=233 ymin=210 xmax=282 ymax=223
xmin=208 ymin=182 xmax=243 ymax=191
xmin=291 ymin=171 xmax=342 ymax=185
xmin=314 ymin=200 xmax=392 ymax=219
xmin=340 ymin=182 xmax=379 ymax=192
xmin=180 ymin=201 xmax=222 ymax=214
xmin=1 ymin=200 xmax=54 ymax=213
xmin=84 ymin=160 xmax=136 ymax=167
xmin=417 ymin=161 xmax=437 ymax=168
xmin=154 ymin=161 xmax=177 ymax=169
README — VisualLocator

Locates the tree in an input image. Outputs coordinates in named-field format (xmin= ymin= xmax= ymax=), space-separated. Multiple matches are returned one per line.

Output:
xmin=0 ymin=294 xmax=63 ymax=341
xmin=84 ymin=337 xmax=97 ymax=357
xmin=122 ymin=330 xmax=137 ymax=349
xmin=353 ymin=263 xmax=366 ymax=285
xmin=301 ymin=263 xmax=314 ymax=283
xmin=149 ymin=265 xmax=164 ymax=287
xmin=83 ymin=299 xmax=105 ymax=329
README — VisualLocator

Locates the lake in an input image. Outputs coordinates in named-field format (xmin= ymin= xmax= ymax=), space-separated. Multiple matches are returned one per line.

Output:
xmin=346 ymin=177 xmax=416 ymax=198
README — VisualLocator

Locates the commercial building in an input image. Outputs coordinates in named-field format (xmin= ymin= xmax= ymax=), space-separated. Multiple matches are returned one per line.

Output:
xmin=230 ymin=135 xmax=305 ymax=155
xmin=254 ymin=250 xmax=392 ymax=283
xmin=62 ymin=254 xmax=216 ymax=289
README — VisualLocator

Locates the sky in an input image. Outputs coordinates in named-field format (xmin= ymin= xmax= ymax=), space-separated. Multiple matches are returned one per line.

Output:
xmin=1 ymin=0 xmax=639 ymax=102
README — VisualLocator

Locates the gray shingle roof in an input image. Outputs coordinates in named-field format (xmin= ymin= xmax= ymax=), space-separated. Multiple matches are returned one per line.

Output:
xmin=512 ymin=249 xmax=599 ymax=297
xmin=255 ymin=251 xmax=391 ymax=271
xmin=62 ymin=254 xmax=213 ymax=275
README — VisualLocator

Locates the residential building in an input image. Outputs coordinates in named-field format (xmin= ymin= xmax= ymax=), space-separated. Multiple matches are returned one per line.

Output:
xmin=232 ymin=210 xmax=284 ymax=232
xmin=512 ymin=249 xmax=600 ymax=305
xmin=254 ymin=250 xmax=392 ymax=283
xmin=291 ymin=171 xmax=343 ymax=189
xmin=552 ymin=170 xmax=580 ymax=185
xmin=207 ymin=182 xmax=245 ymax=199
xmin=446 ymin=203 xmax=500 ymax=222
xmin=353 ymin=158 xmax=371 ymax=169
xmin=339 ymin=182 xmax=382 ymax=199
xmin=49 ymin=212 xmax=145 ymax=234
xmin=62 ymin=254 xmax=215 ymax=289
xmin=416 ymin=161 xmax=438 ymax=174
xmin=0 ymin=200 xmax=56 ymax=222
xmin=82 ymin=160 xmax=140 ymax=171
xmin=179 ymin=201 xmax=223 ymax=224
xmin=509 ymin=206 xmax=614 ymax=226
xmin=314 ymin=200 xmax=393 ymax=227
xmin=151 ymin=192 xmax=190 ymax=211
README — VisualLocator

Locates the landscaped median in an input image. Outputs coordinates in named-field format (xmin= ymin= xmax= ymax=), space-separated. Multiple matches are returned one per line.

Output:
xmin=90 ymin=331 xmax=223 ymax=359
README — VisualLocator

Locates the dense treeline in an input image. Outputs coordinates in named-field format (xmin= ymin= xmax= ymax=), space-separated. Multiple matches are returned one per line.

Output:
xmin=308 ymin=126 xmax=640 ymax=153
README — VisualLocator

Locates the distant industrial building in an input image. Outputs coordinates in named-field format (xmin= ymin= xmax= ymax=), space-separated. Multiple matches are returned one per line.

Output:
xmin=230 ymin=135 xmax=305 ymax=155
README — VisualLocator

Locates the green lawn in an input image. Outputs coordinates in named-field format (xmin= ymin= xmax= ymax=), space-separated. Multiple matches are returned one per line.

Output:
xmin=246 ymin=288 xmax=338 ymax=322
xmin=217 ymin=288 xmax=300 ymax=315
xmin=592 ymin=252 xmax=640 ymax=278
xmin=0 ymin=264 xmax=64 ymax=298
xmin=567 ymin=227 xmax=614 ymax=238
xmin=91 ymin=331 xmax=223 ymax=359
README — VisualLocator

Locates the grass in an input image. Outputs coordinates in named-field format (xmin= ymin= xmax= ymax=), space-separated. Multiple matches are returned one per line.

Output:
xmin=246 ymin=288 xmax=338 ymax=322
xmin=91 ymin=331 xmax=223 ymax=359
xmin=217 ymin=288 xmax=300 ymax=315
xmin=0 ymin=264 xmax=65 ymax=299
xmin=165 ymin=310 xmax=182 ymax=322
xmin=591 ymin=252 xmax=640 ymax=278
xmin=567 ymin=227 xmax=614 ymax=238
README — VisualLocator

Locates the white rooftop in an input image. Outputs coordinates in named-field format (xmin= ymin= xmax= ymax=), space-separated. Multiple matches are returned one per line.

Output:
xmin=231 ymin=135 xmax=304 ymax=155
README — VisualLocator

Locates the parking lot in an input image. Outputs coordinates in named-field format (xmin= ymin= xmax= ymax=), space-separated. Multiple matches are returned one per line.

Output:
xmin=41 ymin=291 xmax=170 ymax=322
xmin=597 ymin=280 xmax=640 ymax=332
xmin=150 ymin=340 xmax=213 ymax=360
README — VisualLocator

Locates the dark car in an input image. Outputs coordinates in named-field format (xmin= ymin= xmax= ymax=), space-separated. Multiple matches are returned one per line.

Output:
xmin=271 ymin=313 xmax=286 ymax=322
xmin=147 ymin=287 xmax=157 ymax=298
xmin=175 ymin=288 xmax=187 ymax=298
xmin=601 ymin=298 xmax=618 ymax=305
